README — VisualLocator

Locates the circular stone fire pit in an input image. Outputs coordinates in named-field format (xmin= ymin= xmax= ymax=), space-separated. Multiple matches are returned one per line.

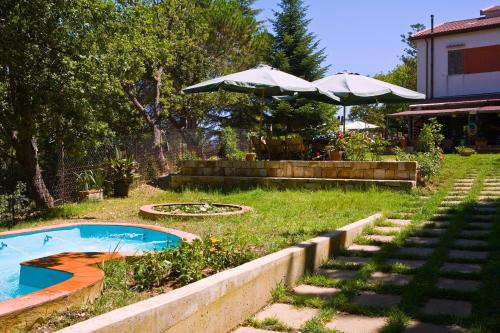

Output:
xmin=139 ymin=203 xmax=252 ymax=219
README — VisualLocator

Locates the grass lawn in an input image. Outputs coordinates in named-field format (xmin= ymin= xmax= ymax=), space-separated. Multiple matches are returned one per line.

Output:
xmin=7 ymin=154 xmax=499 ymax=332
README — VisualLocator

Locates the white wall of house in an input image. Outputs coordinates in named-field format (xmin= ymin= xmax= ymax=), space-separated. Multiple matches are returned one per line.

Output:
xmin=416 ymin=27 xmax=500 ymax=98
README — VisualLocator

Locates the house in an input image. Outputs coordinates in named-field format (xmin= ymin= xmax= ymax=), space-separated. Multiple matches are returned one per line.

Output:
xmin=390 ymin=5 xmax=500 ymax=152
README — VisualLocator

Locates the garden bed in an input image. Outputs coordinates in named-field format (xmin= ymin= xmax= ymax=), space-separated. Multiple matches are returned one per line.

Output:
xmin=139 ymin=203 xmax=252 ymax=219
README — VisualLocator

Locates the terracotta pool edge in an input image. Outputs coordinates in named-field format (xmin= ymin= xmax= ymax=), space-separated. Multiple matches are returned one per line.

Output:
xmin=0 ymin=222 xmax=198 ymax=331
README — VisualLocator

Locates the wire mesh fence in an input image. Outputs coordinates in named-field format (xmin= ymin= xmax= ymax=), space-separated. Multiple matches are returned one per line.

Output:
xmin=0 ymin=128 xmax=252 ymax=226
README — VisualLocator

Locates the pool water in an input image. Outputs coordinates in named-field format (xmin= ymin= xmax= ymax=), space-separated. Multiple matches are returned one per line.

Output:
xmin=0 ymin=225 xmax=181 ymax=302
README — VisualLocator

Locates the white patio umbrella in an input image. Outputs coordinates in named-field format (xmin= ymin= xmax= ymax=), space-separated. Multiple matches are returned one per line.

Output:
xmin=313 ymin=72 xmax=425 ymax=134
xmin=182 ymin=64 xmax=339 ymax=135
xmin=345 ymin=120 xmax=379 ymax=131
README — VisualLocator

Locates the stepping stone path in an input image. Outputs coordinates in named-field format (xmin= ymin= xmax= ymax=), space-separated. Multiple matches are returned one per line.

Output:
xmin=253 ymin=303 xmax=319 ymax=329
xmin=317 ymin=268 xmax=358 ymax=280
xmin=421 ymin=299 xmax=472 ymax=317
xmin=325 ymin=314 xmax=387 ymax=333
xmin=240 ymin=172 xmax=498 ymax=332
xmin=293 ymin=284 xmax=340 ymax=299
xmin=350 ymin=291 xmax=401 ymax=308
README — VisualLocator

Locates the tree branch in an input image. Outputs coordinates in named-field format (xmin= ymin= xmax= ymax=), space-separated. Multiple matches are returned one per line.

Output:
xmin=121 ymin=82 xmax=155 ymax=127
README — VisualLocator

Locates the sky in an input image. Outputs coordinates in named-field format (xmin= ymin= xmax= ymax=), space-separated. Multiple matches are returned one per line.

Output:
xmin=254 ymin=0 xmax=497 ymax=77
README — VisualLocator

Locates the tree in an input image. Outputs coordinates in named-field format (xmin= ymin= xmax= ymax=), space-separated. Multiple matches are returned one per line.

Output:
xmin=268 ymin=0 xmax=336 ymax=138
xmin=0 ymin=0 xmax=118 ymax=208
xmin=350 ymin=24 xmax=426 ymax=131
xmin=270 ymin=0 xmax=329 ymax=81
xmin=113 ymin=0 xmax=268 ymax=171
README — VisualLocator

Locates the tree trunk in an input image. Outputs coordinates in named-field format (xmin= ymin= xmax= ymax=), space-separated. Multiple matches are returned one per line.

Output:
xmin=11 ymin=134 xmax=54 ymax=209
xmin=153 ymin=124 xmax=168 ymax=175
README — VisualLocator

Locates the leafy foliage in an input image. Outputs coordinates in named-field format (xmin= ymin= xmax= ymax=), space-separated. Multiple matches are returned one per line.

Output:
xmin=132 ymin=237 xmax=253 ymax=289
xmin=219 ymin=127 xmax=245 ymax=160
xmin=76 ymin=169 xmax=105 ymax=191
xmin=395 ymin=118 xmax=444 ymax=183
xmin=109 ymin=149 xmax=138 ymax=183
xmin=0 ymin=182 xmax=34 ymax=226
xmin=268 ymin=0 xmax=336 ymax=138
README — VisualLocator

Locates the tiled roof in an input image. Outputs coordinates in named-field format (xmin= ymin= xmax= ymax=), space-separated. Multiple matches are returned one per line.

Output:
xmin=411 ymin=15 xmax=500 ymax=39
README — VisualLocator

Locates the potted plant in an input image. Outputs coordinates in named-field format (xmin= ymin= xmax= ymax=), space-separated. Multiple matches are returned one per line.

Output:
xmin=245 ymin=152 xmax=256 ymax=161
xmin=109 ymin=149 xmax=138 ymax=197
xmin=455 ymin=146 xmax=476 ymax=157
xmin=326 ymin=132 xmax=346 ymax=161
xmin=76 ymin=169 xmax=105 ymax=201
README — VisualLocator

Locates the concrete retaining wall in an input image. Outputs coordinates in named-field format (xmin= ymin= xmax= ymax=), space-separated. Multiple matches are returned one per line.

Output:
xmin=59 ymin=213 xmax=382 ymax=333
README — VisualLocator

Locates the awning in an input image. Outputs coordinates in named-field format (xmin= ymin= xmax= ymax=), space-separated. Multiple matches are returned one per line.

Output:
xmin=389 ymin=105 xmax=500 ymax=117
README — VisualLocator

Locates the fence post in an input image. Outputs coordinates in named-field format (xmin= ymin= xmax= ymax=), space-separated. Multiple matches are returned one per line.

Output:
xmin=59 ymin=142 xmax=65 ymax=204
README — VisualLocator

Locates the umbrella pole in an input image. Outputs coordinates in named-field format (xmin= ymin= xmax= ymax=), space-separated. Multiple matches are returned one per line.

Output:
xmin=342 ymin=106 xmax=346 ymax=135
xmin=258 ymin=90 xmax=265 ymax=159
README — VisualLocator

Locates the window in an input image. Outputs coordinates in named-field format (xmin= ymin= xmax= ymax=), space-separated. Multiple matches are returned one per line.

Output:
xmin=448 ymin=49 xmax=464 ymax=75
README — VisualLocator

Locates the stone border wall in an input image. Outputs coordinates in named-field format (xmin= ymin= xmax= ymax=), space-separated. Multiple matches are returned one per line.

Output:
xmin=59 ymin=213 xmax=382 ymax=333
xmin=178 ymin=160 xmax=417 ymax=181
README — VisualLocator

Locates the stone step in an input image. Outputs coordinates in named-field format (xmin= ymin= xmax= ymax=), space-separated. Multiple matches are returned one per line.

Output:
xmin=370 ymin=271 xmax=413 ymax=286
xmin=432 ymin=214 xmax=454 ymax=221
xmin=470 ymin=214 xmax=496 ymax=221
xmin=374 ymin=226 xmax=401 ymax=234
xmin=325 ymin=314 xmax=387 ymax=333
xmin=317 ymin=268 xmax=358 ymax=281
xmin=234 ymin=327 xmax=276 ymax=333
xmin=333 ymin=256 xmax=371 ymax=266
xmin=436 ymin=278 xmax=480 ymax=292
xmin=478 ymin=196 xmax=500 ymax=201
xmin=453 ymin=239 xmax=489 ymax=248
xmin=473 ymin=207 xmax=497 ymax=213
xmin=406 ymin=236 xmax=439 ymax=246
xmin=440 ymin=262 xmax=481 ymax=274
xmin=347 ymin=244 xmax=381 ymax=253
xmin=414 ymin=228 xmax=447 ymax=236
xmin=293 ymin=284 xmax=340 ymax=300
xmin=386 ymin=218 xmax=411 ymax=226
xmin=405 ymin=321 xmax=465 ymax=333
xmin=254 ymin=303 xmax=319 ymax=330
xmin=365 ymin=234 xmax=394 ymax=243
xmin=480 ymin=191 xmax=500 ymax=196
xmin=421 ymin=299 xmax=472 ymax=318
xmin=395 ymin=247 xmax=434 ymax=258
xmin=350 ymin=291 xmax=401 ymax=309
xmin=464 ymin=222 xmax=493 ymax=230
xmin=422 ymin=221 xmax=451 ymax=228
xmin=459 ymin=230 xmax=491 ymax=238
xmin=448 ymin=249 xmax=489 ymax=260
xmin=440 ymin=200 xmax=463 ymax=206
xmin=383 ymin=258 xmax=426 ymax=269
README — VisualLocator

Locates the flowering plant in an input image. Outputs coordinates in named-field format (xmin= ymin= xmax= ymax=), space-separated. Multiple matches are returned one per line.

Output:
xmin=326 ymin=132 xmax=346 ymax=151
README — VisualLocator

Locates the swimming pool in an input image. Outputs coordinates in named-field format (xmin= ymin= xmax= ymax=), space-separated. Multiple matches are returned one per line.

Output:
xmin=0 ymin=224 xmax=183 ymax=302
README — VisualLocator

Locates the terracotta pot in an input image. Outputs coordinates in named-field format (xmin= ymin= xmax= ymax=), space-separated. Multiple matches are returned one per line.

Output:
xmin=78 ymin=189 xmax=104 ymax=201
xmin=245 ymin=153 xmax=256 ymax=161
xmin=328 ymin=150 xmax=343 ymax=161
xmin=113 ymin=180 xmax=130 ymax=198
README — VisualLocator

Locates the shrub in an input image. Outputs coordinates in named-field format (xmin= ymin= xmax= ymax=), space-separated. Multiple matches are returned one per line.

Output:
xmin=131 ymin=237 xmax=253 ymax=290
xmin=179 ymin=150 xmax=200 ymax=161
xmin=394 ymin=147 xmax=441 ymax=183
xmin=75 ymin=169 xmax=105 ymax=191
xmin=455 ymin=146 xmax=476 ymax=156
xmin=417 ymin=117 xmax=444 ymax=153
xmin=219 ymin=127 xmax=245 ymax=160
xmin=343 ymin=132 xmax=371 ymax=161
xmin=0 ymin=182 xmax=34 ymax=226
